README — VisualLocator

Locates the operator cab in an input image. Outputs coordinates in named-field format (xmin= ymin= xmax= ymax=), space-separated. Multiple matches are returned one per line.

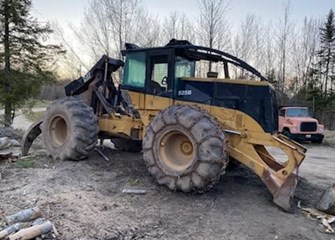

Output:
xmin=120 ymin=39 xmax=278 ymax=134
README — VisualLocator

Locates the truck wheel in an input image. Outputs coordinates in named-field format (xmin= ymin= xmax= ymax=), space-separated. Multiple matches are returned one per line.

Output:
xmin=312 ymin=139 xmax=323 ymax=144
xmin=112 ymin=139 xmax=142 ymax=152
xmin=42 ymin=97 xmax=99 ymax=160
xmin=282 ymin=129 xmax=292 ymax=139
xmin=143 ymin=105 xmax=228 ymax=192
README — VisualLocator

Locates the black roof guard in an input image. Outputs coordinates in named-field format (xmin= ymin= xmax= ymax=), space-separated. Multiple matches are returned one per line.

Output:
xmin=123 ymin=39 xmax=267 ymax=81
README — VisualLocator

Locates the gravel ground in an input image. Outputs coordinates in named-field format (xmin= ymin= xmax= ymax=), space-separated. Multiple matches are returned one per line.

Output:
xmin=0 ymin=112 xmax=334 ymax=240
xmin=0 ymin=126 xmax=334 ymax=239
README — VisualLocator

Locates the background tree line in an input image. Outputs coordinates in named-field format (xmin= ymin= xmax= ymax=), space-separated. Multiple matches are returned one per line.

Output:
xmin=57 ymin=0 xmax=335 ymax=128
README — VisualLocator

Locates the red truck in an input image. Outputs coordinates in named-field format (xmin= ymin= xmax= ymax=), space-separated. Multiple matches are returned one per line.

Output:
xmin=278 ymin=106 xmax=324 ymax=143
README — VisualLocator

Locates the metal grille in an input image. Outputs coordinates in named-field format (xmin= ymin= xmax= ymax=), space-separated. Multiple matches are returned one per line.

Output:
xmin=300 ymin=122 xmax=317 ymax=132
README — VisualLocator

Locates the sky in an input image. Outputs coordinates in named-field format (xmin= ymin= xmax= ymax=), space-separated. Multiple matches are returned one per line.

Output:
xmin=32 ymin=0 xmax=335 ymax=30
xmin=31 ymin=0 xmax=334 ymax=77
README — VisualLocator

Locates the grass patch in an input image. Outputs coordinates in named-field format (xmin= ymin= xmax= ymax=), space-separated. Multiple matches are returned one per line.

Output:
xmin=26 ymin=110 xmax=45 ymax=122
xmin=14 ymin=157 xmax=35 ymax=168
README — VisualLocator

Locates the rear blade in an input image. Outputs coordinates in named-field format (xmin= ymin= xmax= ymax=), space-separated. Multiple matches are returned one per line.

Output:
xmin=21 ymin=120 xmax=43 ymax=156
xmin=273 ymin=169 xmax=298 ymax=212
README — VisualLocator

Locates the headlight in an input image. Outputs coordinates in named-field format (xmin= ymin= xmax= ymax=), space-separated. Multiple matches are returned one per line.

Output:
xmin=319 ymin=125 xmax=324 ymax=131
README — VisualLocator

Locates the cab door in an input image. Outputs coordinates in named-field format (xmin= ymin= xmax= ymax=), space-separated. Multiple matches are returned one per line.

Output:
xmin=144 ymin=49 xmax=174 ymax=111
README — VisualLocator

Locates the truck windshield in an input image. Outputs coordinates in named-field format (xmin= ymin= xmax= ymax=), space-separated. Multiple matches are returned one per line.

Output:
xmin=287 ymin=108 xmax=310 ymax=117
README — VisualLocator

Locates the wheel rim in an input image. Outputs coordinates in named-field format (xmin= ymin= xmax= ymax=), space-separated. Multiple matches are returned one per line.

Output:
xmin=158 ymin=129 xmax=196 ymax=173
xmin=49 ymin=116 xmax=68 ymax=146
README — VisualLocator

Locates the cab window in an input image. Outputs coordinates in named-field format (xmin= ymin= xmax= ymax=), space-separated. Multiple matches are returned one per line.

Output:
xmin=148 ymin=55 xmax=168 ymax=95
xmin=122 ymin=52 xmax=146 ymax=88
xmin=175 ymin=56 xmax=195 ymax=79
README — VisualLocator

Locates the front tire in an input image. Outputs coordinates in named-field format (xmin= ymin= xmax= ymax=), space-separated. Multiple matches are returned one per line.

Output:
xmin=42 ymin=97 xmax=99 ymax=160
xmin=143 ymin=105 xmax=228 ymax=192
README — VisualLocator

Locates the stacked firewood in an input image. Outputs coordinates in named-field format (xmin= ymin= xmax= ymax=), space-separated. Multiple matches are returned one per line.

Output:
xmin=0 ymin=207 xmax=58 ymax=240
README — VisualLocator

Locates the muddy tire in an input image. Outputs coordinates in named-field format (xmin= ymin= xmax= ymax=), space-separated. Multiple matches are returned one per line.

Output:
xmin=143 ymin=105 xmax=228 ymax=192
xmin=112 ymin=139 xmax=142 ymax=152
xmin=42 ymin=97 xmax=99 ymax=161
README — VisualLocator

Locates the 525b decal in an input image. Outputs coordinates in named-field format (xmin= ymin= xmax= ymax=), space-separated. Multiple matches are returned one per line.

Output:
xmin=177 ymin=90 xmax=192 ymax=96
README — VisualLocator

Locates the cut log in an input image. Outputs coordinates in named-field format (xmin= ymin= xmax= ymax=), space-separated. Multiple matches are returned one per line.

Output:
xmin=0 ymin=223 xmax=21 ymax=239
xmin=122 ymin=188 xmax=147 ymax=194
xmin=317 ymin=184 xmax=335 ymax=215
xmin=0 ymin=137 xmax=10 ymax=150
xmin=8 ymin=221 xmax=53 ymax=240
xmin=5 ymin=207 xmax=42 ymax=225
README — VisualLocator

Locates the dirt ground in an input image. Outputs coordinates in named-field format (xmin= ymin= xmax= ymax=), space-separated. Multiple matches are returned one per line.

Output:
xmin=1 ymin=130 xmax=335 ymax=239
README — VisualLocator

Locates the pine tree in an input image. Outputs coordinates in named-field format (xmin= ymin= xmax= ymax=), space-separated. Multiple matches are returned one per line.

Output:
xmin=318 ymin=9 xmax=335 ymax=96
xmin=0 ymin=0 xmax=63 ymax=126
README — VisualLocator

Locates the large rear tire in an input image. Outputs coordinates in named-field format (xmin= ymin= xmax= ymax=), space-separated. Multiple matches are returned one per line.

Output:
xmin=42 ymin=97 xmax=99 ymax=160
xmin=143 ymin=105 xmax=228 ymax=192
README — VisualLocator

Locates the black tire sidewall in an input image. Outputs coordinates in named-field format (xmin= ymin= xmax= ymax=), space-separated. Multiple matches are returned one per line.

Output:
xmin=42 ymin=97 xmax=98 ymax=160
xmin=42 ymin=105 xmax=73 ymax=156
xmin=143 ymin=105 xmax=228 ymax=192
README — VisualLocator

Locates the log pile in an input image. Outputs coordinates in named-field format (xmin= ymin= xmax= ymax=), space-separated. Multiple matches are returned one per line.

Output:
xmin=0 ymin=207 xmax=58 ymax=240
xmin=0 ymin=137 xmax=21 ymax=161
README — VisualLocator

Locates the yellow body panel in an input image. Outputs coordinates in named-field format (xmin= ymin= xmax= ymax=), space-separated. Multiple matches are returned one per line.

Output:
xmin=99 ymin=114 xmax=143 ymax=139
xmin=101 ymin=89 xmax=305 ymax=211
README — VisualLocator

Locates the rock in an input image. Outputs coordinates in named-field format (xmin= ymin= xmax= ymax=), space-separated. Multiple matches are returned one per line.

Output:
xmin=317 ymin=184 xmax=335 ymax=215
xmin=11 ymin=147 xmax=21 ymax=157
xmin=9 ymin=139 xmax=21 ymax=147
xmin=0 ymin=127 xmax=21 ymax=140
xmin=0 ymin=137 xmax=10 ymax=150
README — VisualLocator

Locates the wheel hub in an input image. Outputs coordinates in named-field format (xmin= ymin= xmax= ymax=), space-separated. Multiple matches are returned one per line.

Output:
xmin=49 ymin=116 xmax=67 ymax=146
xmin=180 ymin=140 xmax=193 ymax=155
xmin=158 ymin=129 xmax=196 ymax=174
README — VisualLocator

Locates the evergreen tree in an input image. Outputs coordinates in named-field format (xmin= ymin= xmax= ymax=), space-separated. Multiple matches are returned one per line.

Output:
xmin=0 ymin=0 xmax=62 ymax=126
xmin=318 ymin=9 xmax=335 ymax=95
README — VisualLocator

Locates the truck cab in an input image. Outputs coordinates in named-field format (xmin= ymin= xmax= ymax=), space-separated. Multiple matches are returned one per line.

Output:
xmin=279 ymin=106 xmax=324 ymax=143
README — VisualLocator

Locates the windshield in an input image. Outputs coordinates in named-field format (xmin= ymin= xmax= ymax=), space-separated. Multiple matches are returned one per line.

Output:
xmin=122 ymin=52 xmax=146 ymax=88
xmin=286 ymin=108 xmax=310 ymax=117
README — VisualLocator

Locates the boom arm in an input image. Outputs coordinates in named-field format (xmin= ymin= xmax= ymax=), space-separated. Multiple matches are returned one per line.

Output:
xmin=64 ymin=55 xmax=124 ymax=97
